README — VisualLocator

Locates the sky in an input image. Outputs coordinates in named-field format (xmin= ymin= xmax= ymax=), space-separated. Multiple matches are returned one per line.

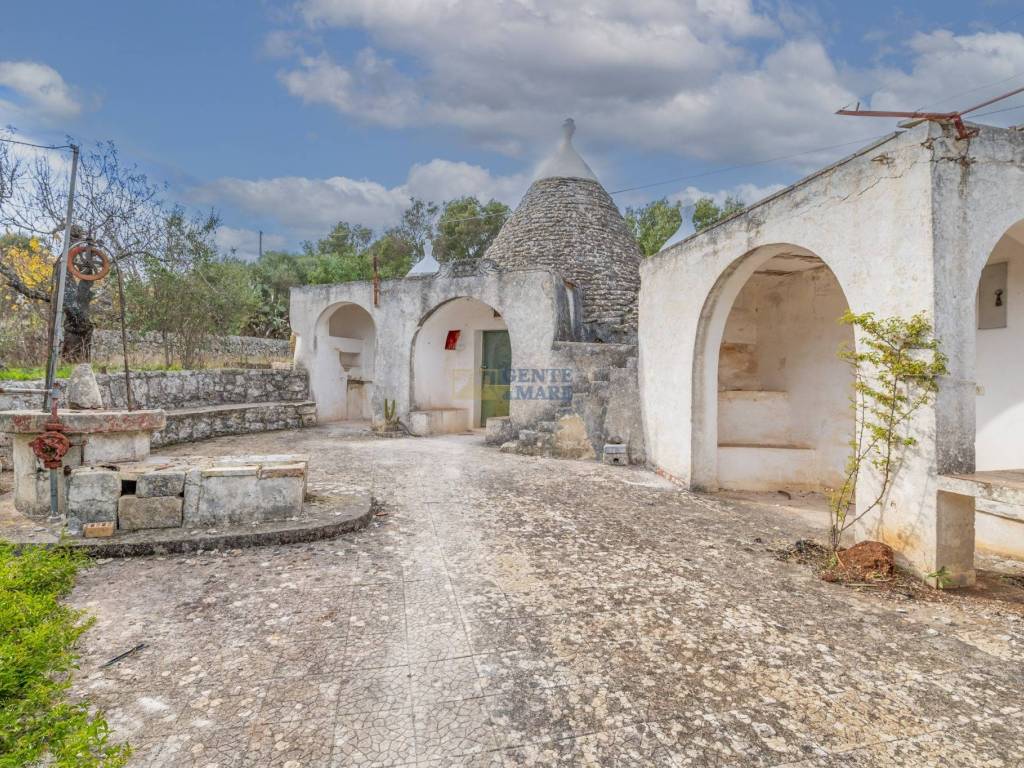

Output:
xmin=3 ymin=0 xmax=1024 ymax=259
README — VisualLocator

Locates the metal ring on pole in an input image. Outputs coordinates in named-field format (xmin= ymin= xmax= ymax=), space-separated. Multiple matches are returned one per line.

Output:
xmin=67 ymin=243 xmax=111 ymax=282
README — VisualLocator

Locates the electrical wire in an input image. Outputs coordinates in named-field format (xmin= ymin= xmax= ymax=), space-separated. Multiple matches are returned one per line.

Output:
xmin=0 ymin=136 xmax=73 ymax=151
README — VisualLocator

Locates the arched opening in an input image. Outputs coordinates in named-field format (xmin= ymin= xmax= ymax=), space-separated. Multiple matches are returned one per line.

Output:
xmin=696 ymin=246 xmax=855 ymax=493
xmin=313 ymin=302 xmax=376 ymax=422
xmin=411 ymin=297 xmax=511 ymax=434
xmin=973 ymin=219 xmax=1024 ymax=556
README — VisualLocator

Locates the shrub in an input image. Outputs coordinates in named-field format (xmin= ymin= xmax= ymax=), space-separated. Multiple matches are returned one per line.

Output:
xmin=0 ymin=543 xmax=129 ymax=767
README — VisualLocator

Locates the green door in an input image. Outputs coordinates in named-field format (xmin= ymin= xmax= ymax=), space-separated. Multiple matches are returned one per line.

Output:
xmin=480 ymin=330 xmax=512 ymax=426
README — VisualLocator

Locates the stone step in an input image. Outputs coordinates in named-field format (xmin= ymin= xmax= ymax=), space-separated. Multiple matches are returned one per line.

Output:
xmin=535 ymin=421 xmax=559 ymax=433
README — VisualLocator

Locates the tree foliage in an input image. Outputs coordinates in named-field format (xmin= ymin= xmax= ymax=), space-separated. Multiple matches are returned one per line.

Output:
xmin=827 ymin=311 xmax=948 ymax=554
xmin=624 ymin=198 xmax=682 ymax=256
xmin=0 ymin=135 xmax=218 ymax=360
xmin=125 ymin=217 xmax=257 ymax=368
xmin=0 ymin=542 xmax=129 ymax=768
xmin=433 ymin=196 xmax=509 ymax=262
xmin=691 ymin=195 xmax=744 ymax=232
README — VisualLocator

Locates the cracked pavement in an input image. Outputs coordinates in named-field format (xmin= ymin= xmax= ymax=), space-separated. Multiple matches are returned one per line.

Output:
xmin=68 ymin=424 xmax=1024 ymax=766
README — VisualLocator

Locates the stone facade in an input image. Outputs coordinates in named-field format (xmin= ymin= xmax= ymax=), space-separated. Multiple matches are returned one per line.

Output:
xmin=484 ymin=177 xmax=642 ymax=342
xmin=91 ymin=330 xmax=291 ymax=365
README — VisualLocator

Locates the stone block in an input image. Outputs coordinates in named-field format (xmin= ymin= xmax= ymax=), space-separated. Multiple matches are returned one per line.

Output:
xmin=603 ymin=443 xmax=628 ymax=466
xmin=182 ymin=468 xmax=202 ymax=523
xmin=82 ymin=431 xmax=151 ymax=464
xmin=67 ymin=363 xmax=104 ymax=409
xmin=186 ymin=473 xmax=304 ymax=526
xmin=83 ymin=521 xmax=115 ymax=538
xmin=485 ymin=416 xmax=516 ymax=446
xmin=137 ymin=469 xmax=187 ymax=498
xmin=66 ymin=468 xmax=120 ymax=533
xmin=118 ymin=495 xmax=183 ymax=531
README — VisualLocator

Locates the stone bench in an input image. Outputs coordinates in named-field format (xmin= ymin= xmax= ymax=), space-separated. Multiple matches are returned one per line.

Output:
xmin=408 ymin=408 xmax=469 ymax=437
xmin=152 ymin=401 xmax=317 ymax=446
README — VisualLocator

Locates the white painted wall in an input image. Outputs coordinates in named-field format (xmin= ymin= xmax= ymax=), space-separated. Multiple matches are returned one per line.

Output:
xmin=412 ymin=297 xmax=507 ymax=427
xmin=312 ymin=302 xmax=376 ymax=421
xmin=976 ymin=229 xmax=1024 ymax=470
xmin=974 ymin=226 xmax=1024 ymax=557
xmin=717 ymin=267 xmax=854 ymax=489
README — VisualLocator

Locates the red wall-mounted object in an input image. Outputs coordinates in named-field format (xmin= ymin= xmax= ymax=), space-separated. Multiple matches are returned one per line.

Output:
xmin=444 ymin=330 xmax=461 ymax=350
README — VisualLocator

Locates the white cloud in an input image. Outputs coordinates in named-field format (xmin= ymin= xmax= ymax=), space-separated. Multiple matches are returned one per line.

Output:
xmin=278 ymin=49 xmax=419 ymax=127
xmin=0 ymin=60 xmax=81 ymax=124
xmin=274 ymin=5 xmax=1024 ymax=163
xmin=868 ymin=31 xmax=1024 ymax=115
xmin=670 ymin=181 xmax=787 ymax=209
xmin=215 ymin=226 xmax=288 ymax=261
xmin=192 ymin=159 xmax=529 ymax=242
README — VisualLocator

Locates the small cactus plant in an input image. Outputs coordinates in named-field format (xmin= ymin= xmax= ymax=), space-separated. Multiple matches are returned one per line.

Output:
xmin=383 ymin=398 xmax=398 ymax=427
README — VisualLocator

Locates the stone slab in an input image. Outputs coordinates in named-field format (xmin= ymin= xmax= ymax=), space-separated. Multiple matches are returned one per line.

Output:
xmin=0 ymin=409 xmax=166 ymax=434
xmin=118 ymin=495 xmax=184 ymax=531
xmin=82 ymin=430 xmax=152 ymax=464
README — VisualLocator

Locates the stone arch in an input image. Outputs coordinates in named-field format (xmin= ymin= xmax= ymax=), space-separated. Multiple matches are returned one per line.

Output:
xmin=312 ymin=301 xmax=376 ymax=421
xmin=972 ymin=218 xmax=1024 ymax=557
xmin=691 ymin=243 xmax=856 ymax=493
xmin=409 ymin=296 xmax=513 ymax=433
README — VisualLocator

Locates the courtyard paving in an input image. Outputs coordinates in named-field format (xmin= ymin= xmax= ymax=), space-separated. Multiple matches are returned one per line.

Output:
xmin=66 ymin=424 xmax=1024 ymax=767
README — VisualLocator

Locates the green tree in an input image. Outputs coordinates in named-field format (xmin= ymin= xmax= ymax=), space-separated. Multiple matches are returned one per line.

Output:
xmin=827 ymin=311 xmax=948 ymax=555
xmin=241 ymin=250 xmax=311 ymax=338
xmin=433 ymin=197 xmax=510 ymax=262
xmin=624 ymin=198 xmax=683 ymax=256
xmin=692 ymin=195 xmax=745 ymax=232
xmin=126 ymin=216 xmax=258 ymax=367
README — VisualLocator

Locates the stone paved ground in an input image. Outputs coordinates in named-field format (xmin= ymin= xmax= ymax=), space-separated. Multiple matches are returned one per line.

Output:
xmin=67 ymin=424 xmax=1024 ymax=767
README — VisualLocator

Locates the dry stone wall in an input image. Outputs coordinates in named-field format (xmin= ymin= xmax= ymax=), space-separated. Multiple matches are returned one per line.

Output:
xmin=1 ymin=368 xmax=314 ymax=465
xmin=91 ymin=330 xmax=291 ymax=365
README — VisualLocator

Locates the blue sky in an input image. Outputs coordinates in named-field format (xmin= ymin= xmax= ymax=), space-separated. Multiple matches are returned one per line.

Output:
xmin=3 ymin=0 xmax=1024 ymax=258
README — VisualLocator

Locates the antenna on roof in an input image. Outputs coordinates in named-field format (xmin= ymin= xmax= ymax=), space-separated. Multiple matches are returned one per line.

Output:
xmin=836 ymin=85 xmax=1024 ymax=140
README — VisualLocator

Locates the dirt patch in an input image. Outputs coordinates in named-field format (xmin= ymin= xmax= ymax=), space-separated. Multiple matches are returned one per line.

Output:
xmin=823 ymin=541 xmax=895 ymax=583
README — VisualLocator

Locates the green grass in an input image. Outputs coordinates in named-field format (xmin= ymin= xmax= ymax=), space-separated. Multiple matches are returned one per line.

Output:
xmin=0 ymin=542 xmax=130 ymax=768
xmin=0 ymin=362 xmax=183 ymax=381
xmin=0 ymin=366 xmax=72 ymax=381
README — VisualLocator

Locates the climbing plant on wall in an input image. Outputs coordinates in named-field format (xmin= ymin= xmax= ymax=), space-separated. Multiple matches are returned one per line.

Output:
xmin=828 ymin=311 xmax=948 ymax=553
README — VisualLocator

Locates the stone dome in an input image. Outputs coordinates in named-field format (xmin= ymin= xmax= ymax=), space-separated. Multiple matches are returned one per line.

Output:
xmin=484 ymin=120 xmax=641 ymax=342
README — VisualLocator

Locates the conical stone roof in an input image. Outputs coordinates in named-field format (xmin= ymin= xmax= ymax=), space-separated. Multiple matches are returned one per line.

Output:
xmin=484 ymin=120 xmax=641 ymax=341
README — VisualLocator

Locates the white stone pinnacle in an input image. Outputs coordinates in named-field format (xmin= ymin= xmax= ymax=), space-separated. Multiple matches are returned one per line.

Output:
xmin=535 ymin=118 xmax=598 ymax=182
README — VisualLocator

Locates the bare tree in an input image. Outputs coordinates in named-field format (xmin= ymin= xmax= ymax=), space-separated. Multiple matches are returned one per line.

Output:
xmin=0 ymin=134 xmax=215 ymax=360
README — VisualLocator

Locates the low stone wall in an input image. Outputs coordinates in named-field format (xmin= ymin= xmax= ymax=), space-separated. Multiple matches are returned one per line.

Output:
xmin=97 ymin=369 xmax=310 ymax=411
xmin=153 ymin=402 xmax=317 ymax=447
xmin=1 ymin=368 xmax=314 ymax=466
xmin=91 ymin=330 xmax=291 ymax=366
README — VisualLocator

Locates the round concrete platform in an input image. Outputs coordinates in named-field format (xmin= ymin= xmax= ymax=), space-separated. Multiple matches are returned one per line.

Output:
xmin=0 ymin=488 xmax=373 ymax=557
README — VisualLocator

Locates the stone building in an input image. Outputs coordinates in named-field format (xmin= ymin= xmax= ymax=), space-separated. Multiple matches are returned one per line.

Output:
xmin=290 ymin=120 xmax=646 ymax=461
xmin=640 ymin=121 xmax=1024 ymax=584
xmin=485 ymin=120 xmax=642 ymax=343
